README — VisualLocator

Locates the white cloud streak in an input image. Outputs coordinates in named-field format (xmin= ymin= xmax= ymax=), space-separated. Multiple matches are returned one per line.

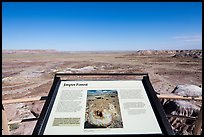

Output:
xmin=172 ymin=35 xmax=202 ymax=42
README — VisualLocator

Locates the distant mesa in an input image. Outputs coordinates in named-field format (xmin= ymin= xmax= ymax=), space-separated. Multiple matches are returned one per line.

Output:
xmin=123 ymin=49 xmax=202 ymax=58
xmin=171 ymin=50 xmax=202 ymax=58
xmin=2 ymin=49 xmax=202 ymax=56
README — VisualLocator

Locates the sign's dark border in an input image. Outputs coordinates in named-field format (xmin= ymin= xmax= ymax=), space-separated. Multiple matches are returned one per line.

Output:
xmin=32 ymin=73 xmax=174 ymax=135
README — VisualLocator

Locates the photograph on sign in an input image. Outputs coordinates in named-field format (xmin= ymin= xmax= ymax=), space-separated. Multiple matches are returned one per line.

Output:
xmin=84 ymin=90 xmax=123 ymax=128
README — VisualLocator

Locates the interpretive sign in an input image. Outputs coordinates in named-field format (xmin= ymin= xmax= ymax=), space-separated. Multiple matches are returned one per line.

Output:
xmin=33 ymin=73 xmax=174 ymax=135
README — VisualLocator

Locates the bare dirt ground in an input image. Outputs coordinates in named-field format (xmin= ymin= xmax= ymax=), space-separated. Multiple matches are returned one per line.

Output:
xmin=2 ymin=50 xmax=202 ymax=135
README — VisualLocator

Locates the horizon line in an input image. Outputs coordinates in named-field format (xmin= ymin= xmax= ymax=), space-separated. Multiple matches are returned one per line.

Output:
xmin=2 ymin=49 xmax=202 ymax=52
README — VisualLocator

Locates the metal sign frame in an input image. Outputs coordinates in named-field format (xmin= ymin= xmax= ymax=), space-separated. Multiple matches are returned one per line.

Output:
xmin=32 ymin=73 xmax=174 ymax=135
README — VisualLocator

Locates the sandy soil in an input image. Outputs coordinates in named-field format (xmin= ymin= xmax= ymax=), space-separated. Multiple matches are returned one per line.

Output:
xmin=2 ymin=50 xmax=202 ymax=135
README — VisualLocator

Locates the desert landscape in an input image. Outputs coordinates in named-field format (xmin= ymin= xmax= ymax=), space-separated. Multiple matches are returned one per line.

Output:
xmin=2 ymin=49 xmax=202 ymax=135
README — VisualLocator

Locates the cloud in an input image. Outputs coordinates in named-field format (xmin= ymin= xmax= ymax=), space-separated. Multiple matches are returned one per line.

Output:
xmin=172 ymin=35 xmax=202 ymax=42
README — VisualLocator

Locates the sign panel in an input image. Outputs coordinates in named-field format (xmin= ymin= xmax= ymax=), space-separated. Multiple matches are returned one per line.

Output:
xmin=33 ymin=73 xmax=174 ymax=135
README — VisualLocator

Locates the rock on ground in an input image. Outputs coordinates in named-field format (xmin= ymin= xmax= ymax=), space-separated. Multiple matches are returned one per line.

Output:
xmin=162 ymin=84 xmax=202 ymax=135
xmin=172 ymin=84 xmax=202 ymax=97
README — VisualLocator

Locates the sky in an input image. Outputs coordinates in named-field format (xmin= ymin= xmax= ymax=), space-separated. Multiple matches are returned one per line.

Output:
xmin=2 ymin=2 xmax=202 ymax=51
xmin=88 ymin=90 xmax=115 ymax=95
